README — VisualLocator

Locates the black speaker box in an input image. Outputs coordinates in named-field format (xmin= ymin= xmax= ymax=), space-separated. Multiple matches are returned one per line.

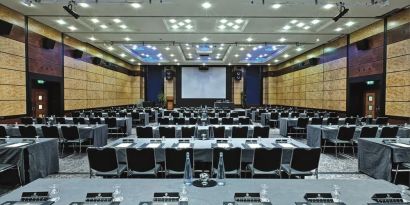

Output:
xmin=72 ymin=49 xmax=83 ymax=59
xmin=165 ymin=69 xmax=174 ymax=80
xmin=308 ymin=58 xmax=319 ymax=66
xmin=234 ymin=70 xmax=242 ymax=81
xmin=92 ymin=57 xmax=102 ymax=65
xmin=42 ymin=37 xmax=56 ymax=49
xmin=0 ymin=19 xmax=13 ymax=35
xmin=356 ymin=39 xmax=370 ymax=50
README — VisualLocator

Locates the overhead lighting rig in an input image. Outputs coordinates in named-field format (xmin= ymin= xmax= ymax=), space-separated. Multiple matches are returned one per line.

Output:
xmin=63 ymin=0 xmax=80 ymax=19
xmin=333 ymin=2 xmax=349 ymax=22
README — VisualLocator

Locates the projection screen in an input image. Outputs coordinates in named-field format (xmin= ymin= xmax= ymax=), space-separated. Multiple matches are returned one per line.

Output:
xmin=181 ymin=67 xmax=226 ymax=99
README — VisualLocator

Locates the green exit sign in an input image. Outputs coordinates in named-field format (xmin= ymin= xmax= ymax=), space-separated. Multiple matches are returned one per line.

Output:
xmin=366 ymin=80 xmax=374 ymax=85
xmin=37 ymin=80 xmax=45 ymax=84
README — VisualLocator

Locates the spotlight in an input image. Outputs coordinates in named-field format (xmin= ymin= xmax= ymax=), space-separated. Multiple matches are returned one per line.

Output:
xmin=63 ymin=1 xmax=80 ymax=19
xmin=333 ymin=2 xmax=349 ymax=22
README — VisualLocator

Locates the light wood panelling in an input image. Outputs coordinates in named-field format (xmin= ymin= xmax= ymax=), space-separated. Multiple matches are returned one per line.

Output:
xmin=0 ymin=4 xmax=24 ymax=27
xmin=233 ymin=70 xmax=243 ymax=105
xmin=350 ymin=21 xmax=384 ymax=44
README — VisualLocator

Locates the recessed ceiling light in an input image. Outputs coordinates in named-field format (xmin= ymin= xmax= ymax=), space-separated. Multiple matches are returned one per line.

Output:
xmin=218 ymin=47 xmax=223 ymax=50
xmin=90 ymin=18 xmax=99 ymax=23
xmin=178 ymin=22 xmax=185 ymax=26
xmin=56 ymin=19 xmax=66 ymax=25
xmin=316 ymin=38 xmax=320 ymax=42
xmin=246 ymin=53 xmax=252 ymax=57
xmin=290 ymin=20 xmax=298 ymax=24
xmin=272 ymin=46 xmax=277 ymax=50
xmin=227 ymin=22 xmax=234 ymax=27
xmin=164 ymin=47 xmax=170 ymax=51
xmin=232 ymin=25 xmax=240 ymax=30
xmin=169 ymin=19 xmax=177 ymax=23
xmin=131 ymin=3 xmax=142 ymax=8
xmin=235 ymin=54 xmax=239 ymax=57
xmin=201 ymin=2 xmax=212 ymax=9
xmin=138 ymin=62 xmax=141 ymax=65
xmin=113 ymin=18 xmax=122 ymax=23
xmin=228 ymin=63 xmax=232 ymax=66
xmin=170 ymin=54 xmax=175 ymax=57
xmin=124 ymin=37 xmax=131 ymax=41
xmin=274 ymin=59 xmax=279 ymax=62
xmin=235 ymin=19 xmax=244 ymax=24
xmin=171 ymin=25 xmax=179 ymax=29
xmin=68 ymin=26 xmax=77 ymax=31
xmin=184 ymin=19 xmax=192 ymax=23
xmin=296 ymin=47 xmax=303 ymax=52
xmin=335 ymin=27 xmax=343 ymax=32
xmin=186 ymin=47 xmax=191 ymax=50
xmin=78 ymin=3 xmax=90 ymax=8
xmin=157 ymin=63 xmax=161 ymax=65
xmin=220 ymin=19 xmax=228 ymax=24
xmin=130 ymin=59 xmax=135 ymax=62
xmin=177 ymin=63 xmax=180 ymax=65
xmin=21 ymin=0 xmax=34 ymax=7
xmin=174 ymin=59 xmax=178 ymax=62
xmin=239 ymin=47 xmax=245 ymax=51
xmin=279 ymin=37 xmax=286 ymax=42
xmin=283 ymin=54 xmax=289 ymax=58
xmin=218 ymin=25 xmax=226 ymax=30
xmin=100 ymin=24 xmax=108 ymax=29
xmin=185 ymin=24 xmax=193 ymax=29
xmin=296 ymin=22 xmax=305 ymax=27
xmin=120 ymin=53 xmax=127 ymax=57
xmin=323 ymin=3 xmax=334 ymax=9
xmin=272 ymin=3 xmax=281 ymax=9
xmin=107 ymin=46 xmax=114 ymax=51
xmin=345 ymin=21 xmax=355 ymax=27
xmin=202 ymin=37 xmax=209 ymax=42
xmin=303 ymin=26 xmax=310 ymax=30
xmin=247 ymin=63 xmax=251 ymax=66
xmin=283 ymin=25 xmax=291 ymax=30
xmin=246 ymin=37 xmax=253 ymax=42
xmin=88 ymin=36 xmax=96 ymax=41
xmin=252 ymin=47 xmax=257 ymax=51
xmin=311 ymin=19 xmax=320 ymax=24
xmin=119 ymin=24 xmax=127 ymax=29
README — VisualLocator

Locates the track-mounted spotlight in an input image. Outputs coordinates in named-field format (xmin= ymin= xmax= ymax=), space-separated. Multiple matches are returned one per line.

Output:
xmin=333 ymin=2 xmax=349 ymax=22
xmin=63 ymin=0 xmax=80 ymax=19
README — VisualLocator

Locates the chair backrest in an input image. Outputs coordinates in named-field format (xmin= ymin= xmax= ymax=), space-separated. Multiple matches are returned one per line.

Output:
xmin=183 ymin=113 xmax=191 ymax=118
xmin=311 ymin=118 xmax=323 ymax=125
xmin=238 ymin=111 xmax=246 ymax=117
xmin=158 ymin=118 xmax=170 ymax=125
xmin=361 ymin=117 xmax=373 ymax=124
xmin=36 ymin=117 xmax=45 ymax=124
xmin=252 ymin=126 xmax=269 ymax=138
xmin=359 ymin=126 xmax=378 ymax=138
xmin=72 ymin=111 xmax=81 ymax=117
xmin=131 ymin=112 xmax=140 ymax=119
xmin=188 ymin=118 xmax=198 ymax=125
xmin=375 ymin=117 xmax=388 ymax=125
xmin=380 ymin=126 xmax=399 ymax=138
xmin=119 ymin=112 xmax=127 ymax=117
xmin=41 ymin=126 xmax=60 ymax=138
xmin=87 ymin=147 xmax=119 ymax=173
xmin=222 ymin=117 xmax=234 ymax=125
xmin=159 ymin=127 xmax=176 ymax=138
xmin=345 ymin=117 xmax=357 ymax=125
xmin=0 ymin=126 xmax=7 ymax=138
xmin=89 ymin=117 xmax=102 ymax=125
xmin=20 ymin=117 xmax=33 ymax=125
xmin=212 ymin=148 xmax=241 ymax=172
xmin=18 ymin=126 xmax=37 ymax=138
xmin=73 ymin=117 xmax=86 ymax=125
xmin=126 ymin=148 xmax=156 ymax=172
xmin=232 ymin=126 xmax=248 ymax=138
xmin=238 ymin=117 xmax=251 ymax=125
xmin=181 ymin=127 xmax=196 ymax=138
xmin=290 ymin=112 xmax=299 ymax=118
xmin=136 ymin=126 xmax=153 ymax=138
xmin=104 ymin=118 xmax=117 ymax=128
xmin=94 ymin=112 xmax=103 ymax=117
xmin=174 ymin=117 xmax=186 ymax=125
xmin=270 ymin=112 xmax=279 ymax=120
xmin=327 ymin=117 xmax=339 ymax=125
xmin=108 ymin=112 xmax=117 ymax=117
xmin=209 ymin=118 xmax=219 ymax=125
xmin=61 ymin=126 xmax=80 ymax=140
xmin=210 ymin=126 xmax=225 ymax=138
xmin=165 ymin=148 xmax=194 ymax=172
xmin=306 ymin=112 xmax=315 ymax=117
xmin=208 ymin=113 xmax=216 ymax=118
xmin=290 ymin=148 xmax=321 ymax=172
xmin=280 ymin=112 xmax=289 ymax=118
xmin=55 ymin=117 xmax=66 ymax=124
xmin=171 ymin=112 xmax=180 ymax=118
xmin=219 ymin=113 xmax=227 ymax=118
xmin=329 ymin=112 xmax=338 ymax=118
xmin=230 ymin=112 xmax=238 ymax=118
xmin=336 ymin=126 xmax=356 ymax=141
xmin=296 ymin=118 xmax=309 ymax=128
xmin=253 ymin=148 xmax=282 ymax=172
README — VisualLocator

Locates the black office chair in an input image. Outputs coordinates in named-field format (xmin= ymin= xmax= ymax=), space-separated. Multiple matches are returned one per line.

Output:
xmin=55 ymin=117 xmax=66 ymax=124
xmin=94 ymin=112 xmax=103 ymax=118
xmin=36 ymin=117 xmax=46 ymax=124
xmin=345 ymin=117 xmax=357 ymax=125
xmin=41 ymin=126 xmax=60 ymax=139
xmin=212 ymin=148 xmax=242 ymax=177
xmin=108 ymin=112 xmax=117 ymax=117
xmin=375 ymin=117 xmax=389 ymax=125
xmin=61 ymin=126 xmax=87 ymax=154
xmin=209 ymin=118 xmax=219 ymax=125
xmin=280 ymin=112 xmax=289 ymax=118
xmin=159 ymin=127 xmax=176 ymax=138
xmin=289 ymin=118 xmax=309 ymax=138
xmin=359 ymin=126 xmax=378 ymax=139
xmin=105 ymin=117 xmax=124 ymax=138
xmin=218 ymin=112 xmax=227 ymax=118
xmin=232 ymin=126 xmax=248 ymax=138
xmin=126 ymin=148 xmax=160 ymax=177
xmin=181 ymin=126 xmax=196 ymax=138
xmin=136 ymin=126 xmax=154 ymax=138
xmin=380 ymin=126 xmax=399 ymax=138
xmin=165 ymin=148 xmax=194 ymax=177
xmin=20 ymin=117 xmax=33 ymax=125
xmin=0 ymin=164 xmax=22 ymax=187
xmin=323 ymin=126 xmax=356 ymax=157
xmin=130 ymin=113 xmax=141 ymax=126
xmin=311 ymin=117 xmax=323 ymax=125
xmin=87 ymin=147 xmax=125 ymax=178
xmin=269 ymin=112 xmax=279 ymax=128
xmin=327 ymin=117 xmax=339 ymax=125
xmin=290 ymin=113 xmax=299 ymax=118
xmin=222 ymin=117 xmax=234 ymax=125
xmin=18 ymin=126 xmax=37 ymax=138
xmin=209 ymin=126 xmax=225 ymax=138
xmin=72 ymin=111 xmax=81 ymax=117
xmin=188 ymin=118 xmax=198 ymax=125
xmin=171 ymin=112 xmax=180 ymax=118
xmin=329 ymin=112 xmax=338 ymax=118
xmin=173 ymin=117 xmax=186 ymax=125
xmin=361 ymin=117 xmax=373 ymax=124
xmin=281 ymin=148 xmax=321 ymax=179
xmin=247 ymin=148 xmax=282 ymax=178
xmin=238 ymin=111 xmax=246 ymax=117
xmin=119 ymin=112 xmax=127 ymax=118
xmin=73 ymin=117 xmax=86 ymax=125
xmin=158 ymin=118 xmax=170 ymax=125
xmin=0 ymin=126 xmax=7 ymax=138
xmin=183 ymin=113 xmax=191 ymax=118
xmin=230 ymin=112 xmax=238 ymax=118
xmin=306 ymin=112 xmax=315 ymax=118
xmin=89 ymin=117 xmax=101 ymax=125
xmin=238 ymin=117 xmax=251 ymax=125
xmin=252 ymin=126 xmax=270 ymax=138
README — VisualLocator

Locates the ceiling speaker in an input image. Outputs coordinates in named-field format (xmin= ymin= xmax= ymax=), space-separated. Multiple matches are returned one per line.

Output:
xmin=165 ymin=69 xmax=174 ymax=80
xmin=0 ymin=19 xmax=13 ymax=35
xmin=356 ymin=39 xmax=370 ymax=50
xmin=42 ymin=37 xmax=55 ymax=49
xmin=234 ymin=70 xmax=242 ymax=81
xmin=72 ymin=49 xmax=83 ymax=59
xmin=92 ymin=57 xmax=102 ymax=65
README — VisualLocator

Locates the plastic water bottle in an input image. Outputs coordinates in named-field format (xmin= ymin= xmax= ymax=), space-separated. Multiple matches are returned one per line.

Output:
xmin=216 ymin=152 xmax=226 ymax=186
xmin=183 ymin=152 xmax=192 ymax=185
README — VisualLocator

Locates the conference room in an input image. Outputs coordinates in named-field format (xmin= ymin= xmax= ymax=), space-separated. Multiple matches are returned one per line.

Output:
xmin=0 ymin=0 xmax=409 ymax=204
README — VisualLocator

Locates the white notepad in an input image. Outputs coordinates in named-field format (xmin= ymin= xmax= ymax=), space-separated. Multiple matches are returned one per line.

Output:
xmin=83 ymin=126 xmax=92 ymax=129
xmin=147 ymin=143 xmax=161 ymax=148
xmin=177 ymin=143 xmax=191 ymax=149
xmin=115 ymin=143 xmax=132 ymax=148
xmin=6 ymin=143 xmax=29 ymax=148
xmin=390 ymin=143 xmax=410 ymax=148
xmin=247 ymin=143 xmax=262 ymax=149
xmin=278 ymin=143 xmax=296 ymax=148
xmin=217 ymin=143 xmax=230 ymax=148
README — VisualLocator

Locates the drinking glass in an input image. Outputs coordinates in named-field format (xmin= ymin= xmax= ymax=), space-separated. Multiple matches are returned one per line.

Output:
xmin=49 ymin=184 xmax=60 ymax=202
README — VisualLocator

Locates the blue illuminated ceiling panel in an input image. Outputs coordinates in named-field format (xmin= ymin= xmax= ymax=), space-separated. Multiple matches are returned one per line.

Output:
xmin=122 ymin=44 xmax=167 ymax=63
xmin=239 ymin=45 xmax=287 ymax=64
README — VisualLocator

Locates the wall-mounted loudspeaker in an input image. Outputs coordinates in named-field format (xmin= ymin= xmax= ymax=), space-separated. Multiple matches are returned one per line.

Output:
xmin=0 ymin=19 xmax=13 ymax=35
xmin=234 ymin=70 xmax=242 ymax=81
xmin=308 ymin=58 xmax=319 ymax=66
xmin=356 ymin=39 xmax=370 ymax=50
xmin=72 ymin=49 xmax=83 ymax=59
xmin=92 ymin=57 xmax=102 ymax=65
xmin=165 ymin=69 xmax=174 ymax=80
xmin=42 ymin=37 xmax=56 ymax=49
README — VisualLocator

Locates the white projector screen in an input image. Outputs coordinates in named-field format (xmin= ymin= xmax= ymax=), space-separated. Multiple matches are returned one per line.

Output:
xmin=181 ymin=67 xmax=226 ymax=99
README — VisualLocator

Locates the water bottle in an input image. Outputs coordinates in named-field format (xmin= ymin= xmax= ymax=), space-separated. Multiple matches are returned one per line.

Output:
xmin=183 ymin=152 xmax=192 ymax=185
xmin=216 ymin=152 xmax=226 ymax=186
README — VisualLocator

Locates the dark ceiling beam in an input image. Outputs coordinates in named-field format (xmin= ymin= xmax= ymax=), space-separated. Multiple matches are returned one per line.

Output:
xmin=91 ymin=41 xmax=317 ymax=45
xmin=63 ymin=31 xmax=344 ymax=35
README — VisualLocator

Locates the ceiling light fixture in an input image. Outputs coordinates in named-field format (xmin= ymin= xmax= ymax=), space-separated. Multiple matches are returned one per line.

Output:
xmin=201 ymin=2 xmax=212 ymax=9
xmin=235 ymin=19 xmax=244 ymax=24
xmin=184 ymin=19 xmax=192 ymax=23
xmin=89 ymin=36 xmax=96 ymax=41
xmin=68 ymin=25 xmax=77 ymax=31
xmin=21 ymin=0 xmax=33 ymax=7
xmin=120 ymin=53 xmax=127 ymax=57
xmin=169 ymin=19 xmax=177 ymax=23
xmin=113 ymin=18 xmax=122 ymax=23
xmin=246 ymin=37 xmax=253 ymax=42
xmin=296 ymin=22 xmax=305 ymax=27
xmin=202 ymin=37 xmax=209 ymax=42
xmin=165 ymin=47 xmax=170 ymax=50
xmin=185 ymin=25 xmax=193 ymax=29
xmin=56 ymin=19 xmax=66 ymax=25
xmin=279 ymin=37 xmax=286 ymax=42
xmin=220 ymin=19 xmax=228 ymax=24
xmin=107 ymin=46 xmax=114 ymax=51
xmin=283 ymin=54 xmax=289 ymax=58
xmin=100 ymin=24 xmax=108 ymax=29
xmin=323 ymin=3 xmax=334 ymax=9
xmin=124 ymin=37 xmax=131 ymax=41
xmin=274 ymin=59 xmax=279 ymax=62
xmin=316 ymin=38 xmax=320 ymax=42
xmin=63 ymin=1 xmax=80 ymax=19
xmin=78 ymin=3 xmax=89 ymax=8
xmin=335 ymin=27 xmax=343 ymax=32
xmin=171 ymin=25 xmax=179 ymax=29
xmin=290 ymin=19 xmax=298 ymax=24
xmin=272 ymin=3 xmax=281 ymax=9
xmin=218 ymin=25 xmax=226 ymax=30
xmin=345 ymin=21 xmax=355 ymax=27
xmin=311 ymin=19 xmax=320 ymax=24
xmin=296 ymin=47 xmax=303 ymax=52
xmin=90 ymin=18 xmax=99 ymax=23
xmin=333 ymin=2 xmax=349 ymax=22
xmin=232 ymin=25 xmax=240 ymax=30
xmin=303 ymin=26 xmax=310 ymax=30
xmin=119 ymin=24 xmax=127 ymax=29
xmin=130 ymin=3 xmax=142 ymax=8
xmin=283 ymin=25 xmax=291 ymax=30
xmin=130 ymin=59 xmax=135 ymax=62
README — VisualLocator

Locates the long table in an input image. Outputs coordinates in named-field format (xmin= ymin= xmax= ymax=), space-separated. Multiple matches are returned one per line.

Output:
xmin=107 ymin=137 xmax=308 ymax=164
xmin=307 ymin=125 xmax=410 ymax=148
xmin=0 ymin=138 xmax=59 ymax=184
xmin=1 ymin=124 xmax=109 ymax=147
xmin=1 ymin=178 xmax=407 ymax=204
xmin=214 ymin=102 xmax=234 ymax=109
xmin=280 ymin=117 xmax=346 ymax=136
xmin=151 ymin=124 xmax=261 ymax=138
xmin=358 ymin=138 xmax=410 ymax=182
xmin=65 ymin=117 xmax=132 ymax=135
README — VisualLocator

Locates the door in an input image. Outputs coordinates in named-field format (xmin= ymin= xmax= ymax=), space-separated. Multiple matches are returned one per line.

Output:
xmin=31 ymin=88 xmax=48 ymax=118
xmin=364 ymin=91 xmax=376 ymax=118
xmin=146 ymin=66 xmax=164 ymax=104
xmin=245 ymin=67 xmax=262 ymax=106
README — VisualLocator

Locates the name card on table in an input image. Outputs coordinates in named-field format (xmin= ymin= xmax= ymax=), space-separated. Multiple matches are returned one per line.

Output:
xmin=370 ymin=193 xmax=406 ymax=204
xmin=390 ymin=143 xmax=410 ymax=148
xmin=147 ymin=143 xmax=162 ymax=149
xmin=278 ymin=143 xmax=296 ymax=148
xmin=115 ymin=143 xmax=133 ymax=148
xmin=275 ymin=139 xmax=288 ymax=143
xmin=122 ymin=139 xmax=135 ymax=143
xmin=6 ymin=143 xmax=29 ymax=148
xmin=85 ymin=193 xmax=113 ymax=202
xmin=304 ymin=193 xmax=334 ymax=203
xmin=20 ymin=191 xmax=50 ymax=202
xmin=1 ymin=202 xmax=54 ymax=205
xmin=0 ymin=139 xmax=6 ymax=144
xmin=153 ymin=192 xmax=180 ymax=204
xmin=222 ymin=192 xmax=273 ymax=205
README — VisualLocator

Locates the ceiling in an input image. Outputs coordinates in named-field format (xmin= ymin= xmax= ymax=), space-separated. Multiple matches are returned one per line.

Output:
xmin=1 ymin=0 xmax=409 ymax=66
